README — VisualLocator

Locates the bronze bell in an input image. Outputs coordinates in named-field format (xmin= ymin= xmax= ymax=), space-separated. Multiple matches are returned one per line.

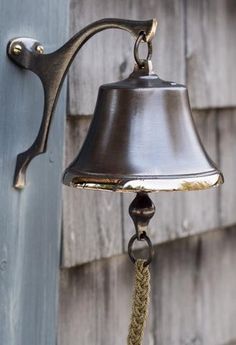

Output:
xmin=63 ymin=62 xmax=223 ymax=192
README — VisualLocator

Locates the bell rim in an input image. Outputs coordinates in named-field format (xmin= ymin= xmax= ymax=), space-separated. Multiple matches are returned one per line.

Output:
xmin=63 ymin=170 xmax=223 ymax=193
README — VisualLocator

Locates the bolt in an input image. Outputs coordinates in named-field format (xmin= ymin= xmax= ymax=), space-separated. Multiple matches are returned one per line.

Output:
xmin=12 ymin=44 xmax=22 ymax=56
xmin=35 ymin=45 xmax=44 ymax=54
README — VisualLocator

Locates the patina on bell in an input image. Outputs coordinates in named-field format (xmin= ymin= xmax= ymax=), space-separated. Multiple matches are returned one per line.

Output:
xmin=63 ymin=61 xmax=223 ymax=192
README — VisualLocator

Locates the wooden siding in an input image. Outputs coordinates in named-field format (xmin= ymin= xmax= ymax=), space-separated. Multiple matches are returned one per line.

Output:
xmin=186 ymin=0 xmax=236 ymax=109
xmin=59 ymin=226 xmax=236 ymax=345
xmin=59 ymin=1 xmax=236 ymax=345
xmin=0 ymin=0 xmax=235 ymax=344
xmin=218 ymin=110 xmax=236 ymax=226
xmin=63 ymin=117 xmax=123 ymax=265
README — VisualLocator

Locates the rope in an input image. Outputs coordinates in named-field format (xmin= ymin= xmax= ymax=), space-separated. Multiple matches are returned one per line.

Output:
xmin=127 ymin=259 xmax=151 ymax=345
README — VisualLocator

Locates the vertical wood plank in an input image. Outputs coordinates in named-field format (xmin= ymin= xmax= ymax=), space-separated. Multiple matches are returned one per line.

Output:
xmin=68 ymin=0 xmax=185 ymax=116
xmin=186 ymin=0 xmax=236 ymax=109
xmin=153 ymin=226 xmax=236 ymax=344
xmin=218 ymin=109 xmax=236 ymax=226
xmin=59 ymin=257 xmax=134 ymax=345
xmin=0 ymin=1 xmax=68 ymax=344
xmin=59 ymin=226 xmax=236 ymax=345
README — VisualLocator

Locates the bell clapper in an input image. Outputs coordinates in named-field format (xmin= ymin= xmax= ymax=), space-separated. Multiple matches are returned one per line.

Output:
xmin=129 ymin=192 xmax=155 ymax=239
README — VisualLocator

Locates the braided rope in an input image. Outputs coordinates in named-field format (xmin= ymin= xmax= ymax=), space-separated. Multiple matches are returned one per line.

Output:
xmin=127 ymin=259 xmax=151 ymax=345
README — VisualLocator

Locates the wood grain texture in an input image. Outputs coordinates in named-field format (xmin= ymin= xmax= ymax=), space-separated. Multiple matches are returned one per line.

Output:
xmin=0 ymin=1 xmax=68 ymax=344
xmin=217 ymin=109 xmax=236 ymax=226
xmin=68 ymin=0 xmax=185 ymax=116
xmin=58 ymin=226 xmax=236 ymax=345
xmin=62 ymin=117 xmax=123 ymax=266
xmin=186 ymin=0 xmax=236 ymax=109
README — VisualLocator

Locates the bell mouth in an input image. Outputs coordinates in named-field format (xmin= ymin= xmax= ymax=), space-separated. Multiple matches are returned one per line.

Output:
xmin=63 ymin=170 xmax=223 ymax=192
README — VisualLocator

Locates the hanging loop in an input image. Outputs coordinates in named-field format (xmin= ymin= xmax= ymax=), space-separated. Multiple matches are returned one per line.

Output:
xmin=134 ymin=32 xmax=153 ymax=68
xmin=128 ymin=232 xmax=154 ymax=266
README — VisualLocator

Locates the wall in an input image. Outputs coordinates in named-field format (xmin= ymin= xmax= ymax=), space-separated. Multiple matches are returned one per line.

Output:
xmin=59 ymin=1 xmax=236 ymax=344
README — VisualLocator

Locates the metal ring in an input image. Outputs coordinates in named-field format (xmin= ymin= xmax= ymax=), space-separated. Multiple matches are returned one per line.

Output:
xmin=128 ymin=232 xmax=154 ymax=266
xmin=134 ymin=32 xmax=153 ymax=68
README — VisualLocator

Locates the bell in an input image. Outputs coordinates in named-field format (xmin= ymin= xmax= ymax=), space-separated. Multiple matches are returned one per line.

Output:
xmin=63 ymin=62 xmax=223 ymax=192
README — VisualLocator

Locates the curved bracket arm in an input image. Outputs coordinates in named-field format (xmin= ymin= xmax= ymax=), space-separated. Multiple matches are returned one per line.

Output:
xmin=7 ymin=18 xmax=157 ymax=189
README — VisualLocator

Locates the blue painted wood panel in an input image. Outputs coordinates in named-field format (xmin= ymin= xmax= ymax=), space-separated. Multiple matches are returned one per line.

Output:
xmin=0 ymin=1 xmax=68 ymax=344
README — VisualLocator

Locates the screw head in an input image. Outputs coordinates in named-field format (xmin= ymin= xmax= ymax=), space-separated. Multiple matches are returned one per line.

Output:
xmin=35 ymin=45 xmax=44 ymax=54
xmin=12 ymin=44 xmax=22 ymax=56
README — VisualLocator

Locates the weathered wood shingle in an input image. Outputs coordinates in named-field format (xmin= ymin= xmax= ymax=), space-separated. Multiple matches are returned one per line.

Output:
xmin=60 ymin=1 xmax=236 ymax=344
xmin=62 ymin=117 xmax=123 ymax=266
xmin=186 ymin=0 xmax=236 ymax=109
xmin=59 ymin=226 xmax=236 ymax=345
